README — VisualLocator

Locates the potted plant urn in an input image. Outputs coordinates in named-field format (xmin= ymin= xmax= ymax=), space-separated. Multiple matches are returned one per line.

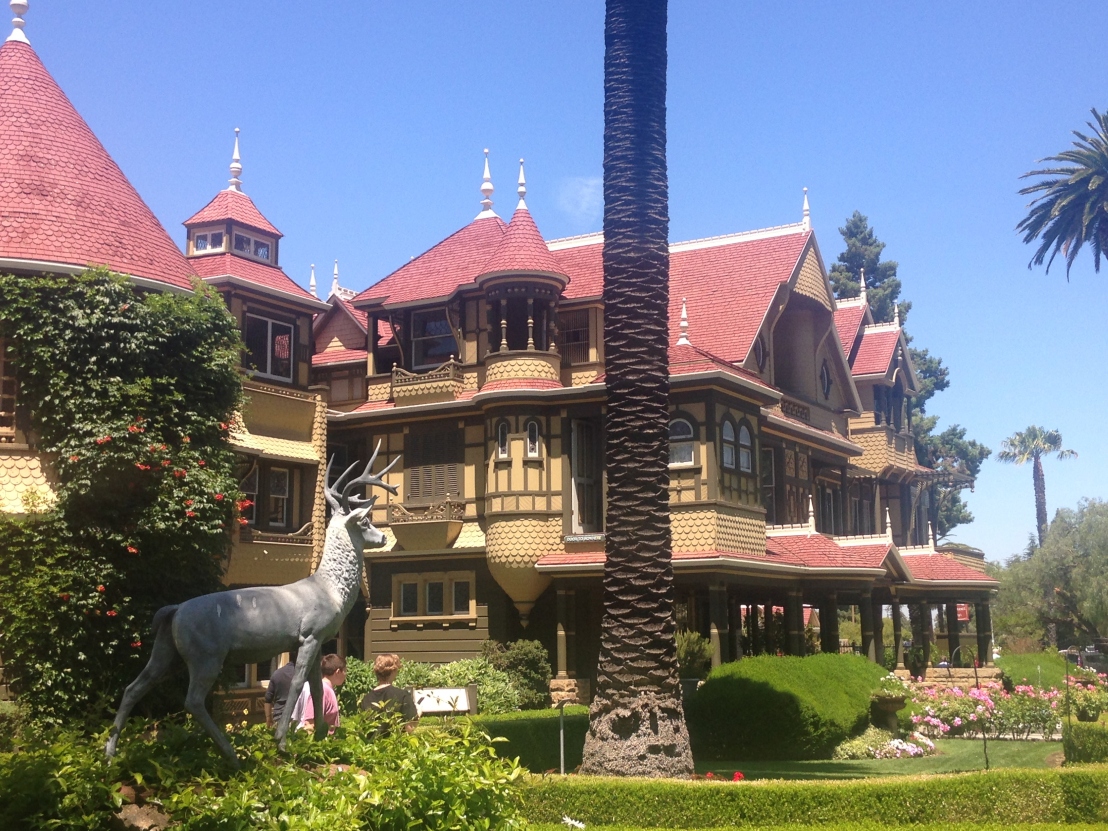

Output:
xmin=871 ymin=676 xmax=910 ymax=733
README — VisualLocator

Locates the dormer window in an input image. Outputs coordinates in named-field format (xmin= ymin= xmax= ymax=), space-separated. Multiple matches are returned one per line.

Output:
xmin=411 ymin=309 xmax=458 ymax=369
xmin=231 ymin=230 xmax=274 ymax=263
xmin=244 ymin=313 xmax=294 ymax=382
xmin=191 ymin=230 xmax=225 ymax=254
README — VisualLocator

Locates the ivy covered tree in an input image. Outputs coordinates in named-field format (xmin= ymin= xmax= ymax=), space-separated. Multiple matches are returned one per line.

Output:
xmin=829 ymin=215 xmax=990 ymax=538
xmin=0 ymin=269 xmax=243 ymax=723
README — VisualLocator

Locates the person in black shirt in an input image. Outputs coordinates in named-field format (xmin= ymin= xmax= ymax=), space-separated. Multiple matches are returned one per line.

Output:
xmin=264 ymin=656 xmax=298 ymax=731
xmin=360 ymin=652 xmax=418 ymax=732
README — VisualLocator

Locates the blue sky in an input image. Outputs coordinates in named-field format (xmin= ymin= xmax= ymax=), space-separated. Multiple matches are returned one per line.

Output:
xmin=25 ymin=2 xmax=1108 ymax=562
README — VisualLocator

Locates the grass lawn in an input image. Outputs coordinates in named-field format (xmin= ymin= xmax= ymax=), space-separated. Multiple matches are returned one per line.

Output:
xmin=695 ymin=739 xmax=1061 ymax=780
xmin=995 ymin=650 xmax=1067 ymax=689
xmin=531 ymin=826 xmax=1106 ymax=831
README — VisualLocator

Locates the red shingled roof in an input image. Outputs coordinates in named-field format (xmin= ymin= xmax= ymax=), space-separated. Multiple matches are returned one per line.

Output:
xmin=669 ymin=342 xmax=775 ymax=392
xmin=312 ymin=348 xmax=367 ymax=367
xmin=192 ymin=253 xmax=316 ymax=303
xmin=834 ymin=304 xmax=867 ymax=357
xmin=0 ymin=41 xmax=194 ymax=289
xmin=852 ymin=328 xmax=901 ymax=376
xmin=480 ymin=207 xmax=567 ymax=280
xmin=353 ymin=216 xmax=506 ymax=305
xmin=183 ymin=188 xmax=281 ymax=237
xmin=480 ymin=377 xmax=563 ymax=392
xmin=903 ymin=554 xmax=997 ymax=583
xmin=550 ymin=229 xmax=811 ymax=362
xmin=765 ymin=533 xmax=889 ymax=570
xmin=335 ymin=296 xmax=368 ymax=331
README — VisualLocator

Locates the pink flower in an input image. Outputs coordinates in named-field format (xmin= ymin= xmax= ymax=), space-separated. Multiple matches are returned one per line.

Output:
xmin=733 ymin=772 xmax=744 ymax=781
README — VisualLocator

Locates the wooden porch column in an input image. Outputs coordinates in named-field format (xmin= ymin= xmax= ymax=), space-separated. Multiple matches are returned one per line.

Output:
xmin=786 ymin=590 xmax=804 ymax=656
xmin=872 ymin=598 xmax=885 ymax=666
xmin=555 ymin=589 xmax=572 ymax=678
xmin=976 ymin=601 xmax=993 ymax=667
xmin=892 ymin=601 xmax=905 ymax=670
xmin=763 ymin=601 xmax=777 ymax=655
xmin=499 ymin=299 xmax=508 ymax=351
xmin=728 ymin=593 xmax=742 ymax=659
xmin=820 ymin=593 xmax=839 ymax=654
xmin=709 ymin=584 xmax=729 ymax=667
xmin=749 ymin=602 xmax=762 ymax=656
xmin=859 ymin=590 xmax=876 ymax=662
xmin=946 ymin=602 xmax=962 ymax=666
xmin=922 ymin=603 xmax=934 ymax=668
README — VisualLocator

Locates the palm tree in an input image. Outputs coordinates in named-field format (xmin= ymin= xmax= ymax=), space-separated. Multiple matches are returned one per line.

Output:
xmin=580 ymin=0 xmax=693 ymax=778
xmin=1017 ymin=108 xmax=1108 ymax=277
xmin=997 ymin=426 xmax=1077 ymax=547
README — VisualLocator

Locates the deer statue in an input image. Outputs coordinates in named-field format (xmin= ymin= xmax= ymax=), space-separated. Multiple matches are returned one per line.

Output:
xmin=105 ymin=443 xmax=398 ymax=767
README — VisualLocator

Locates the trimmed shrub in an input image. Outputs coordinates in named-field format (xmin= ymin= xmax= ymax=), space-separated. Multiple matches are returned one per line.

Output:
xmin=522 ymin=767 xmax=1108 ymax=827
xmin=337 ymin=654 xmax=378 ymax=715
xmin=686 ymin=653 xmax=887 ymax=760
xmin=0 ymin=714 xmax=523 ymax=830
xmin=473 ymin=705 xmax=589 ymax=772
xmin=1065 ymin=720 xmax=1108 ymax=764
xmin=483 ymin=639 xmax=553 ymax=709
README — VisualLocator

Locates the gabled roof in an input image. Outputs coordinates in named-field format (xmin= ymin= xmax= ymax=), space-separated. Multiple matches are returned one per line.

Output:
xmin=192 ymin=253 xmax=324 ymax=308
xmin=183 ymin=189 xmax=282 ymax=237
xmin=852 ymin=326 xmax=904 ymax=378
xmin=833 ymin=303 xmax=868 ymax=357
xmin=313 ymin=294 xmax=369 ymax=336
xmin=479 ymin=206 xmax=567 ymax=281
xmin=352 ymin=215 xmax=506 ymax=306
xmin=548 ymin=225 xmax=812 ymax=364
xmin=0 ymin=40 xmax=194 ymax=289
xmin=902 ymin=553 xmax=998 ymax=585
xmin=312 ymin=348 xmax=367 ymax=367
xmin=668 ymin=342 xmax=779 ymax=398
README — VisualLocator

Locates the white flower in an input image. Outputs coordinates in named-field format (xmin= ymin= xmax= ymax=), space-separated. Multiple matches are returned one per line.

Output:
xmin=563 ymin=817 xmax=586 ymax=830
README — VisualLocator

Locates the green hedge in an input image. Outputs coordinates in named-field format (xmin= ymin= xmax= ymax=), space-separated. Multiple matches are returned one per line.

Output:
xmin=1064 ymin=720 xmax=1108 ymax=763
xmin=523 ymin=767 xmax=1108 ymax=827
xmin=472 ymin=706 xmax=589 ymax=772
xmin=686 ymin=654 xmax=887 ymax=760
xmin=530 ymin=825 xmax=1108 ymax=831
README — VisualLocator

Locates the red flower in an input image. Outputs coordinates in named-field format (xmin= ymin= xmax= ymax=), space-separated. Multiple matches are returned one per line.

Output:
xmin=59 ymin=592 xmax=70 ymax=601
xmin=173 ymin=469 xmax=187 ymax=478
xmin=186 ymin=510 xmax=197 ymax=518
xmin=214 ymin=493 xmax=224 ymax=501
xmin=135 ymin=463 xmax=151 ymax=471
xmin=69 ymin=455 xmax=79 ymax=462
xmin=106 ymin=609 xmax=118 ymax=617
xmin=732 ymin=771 xmax=744 ymax=781
xmin=182 ymin=436 xmax=191 ymax=444
xmin=96 ymin=585 xmax=105 ymax=593
xmin=705 ymin=772 xmax=714 ymax=780
xmin=197 ymin=460 xmax=206 ymax=467
xmin=128 ymin=424 xmax=143 ymax=434
xmin=126 ymin=545 xmax=138 ymax=554
xmin=130 ymin=641 xmax=142 ymax=648
xmin=184 ymin=499 xmax=193 ymax=506
xmin=237 ymin=499 xmax=254 ymax=510
xmin=218 ymin=422 xmax=230 ymax=431
xmin=238 ymin=517 xmax=249 ymax=526
xmin=161 ymin=460 xmax=171 ymax=468
xmin=95 ymin=436 xmax=112 ymax=445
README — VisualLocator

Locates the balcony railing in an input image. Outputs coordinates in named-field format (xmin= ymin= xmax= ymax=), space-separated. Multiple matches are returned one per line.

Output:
xmin=391 ymin=358 xmax=464 ymax=404
xmin=387 ymin=500 xmax=466 ymax=550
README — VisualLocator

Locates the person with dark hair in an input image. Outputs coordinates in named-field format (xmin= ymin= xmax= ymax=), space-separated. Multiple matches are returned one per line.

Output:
xmin=360 ymin=652 xmax=417 ymax=732
xmin=293 ymin=653 xmax=346 ymax=733
xmin=264 ymin=653 xmax=298 ymax=731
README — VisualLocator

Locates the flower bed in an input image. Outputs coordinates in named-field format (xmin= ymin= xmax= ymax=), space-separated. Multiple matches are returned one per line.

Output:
xmin=833 ymin=726 xmax=936 ymax=760
xmin=907 ymin=669 xmax=1108 ymax=741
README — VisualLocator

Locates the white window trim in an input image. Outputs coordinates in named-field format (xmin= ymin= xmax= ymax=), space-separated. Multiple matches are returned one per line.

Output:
xmin=738 ymin=424 xmax=754 ymax=474
xmin=496 ymin=421 xmax=510 ymax=459
xmin=526 ymin=420 xmax=541 ymax=458
xmin=245 ymin=313 xmax=295 ymax=382
xmin=267 ymin=467 xmax=290 ymax=527
xmin=668 ymin=418 xmax=696 ymax=468
xmin=391 ymin=571 xmax=477 ymax=623
xmin=231 ymin=230 xmax=275 ymax=264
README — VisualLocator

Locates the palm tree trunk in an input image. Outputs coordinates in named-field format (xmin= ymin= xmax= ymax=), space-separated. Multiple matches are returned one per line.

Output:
xmin=1033 ymin=454 xmax=1048 ymax=547
xmin=580 ymin=0 xmax=693 ymax=778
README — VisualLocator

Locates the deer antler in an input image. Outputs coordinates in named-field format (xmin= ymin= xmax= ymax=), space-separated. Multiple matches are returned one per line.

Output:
xmin=336 ymin=440 xmax=400 ymax=513
xmin=325 ymin=456 xmax=363 ymax=514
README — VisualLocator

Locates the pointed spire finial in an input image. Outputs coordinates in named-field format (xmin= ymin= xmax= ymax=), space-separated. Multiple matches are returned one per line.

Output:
xmin=807 ymin=493 xmax=817 ymax=535
xmin=331 ymin=260 xmax=340 ymax=298
xmin=893 ymin=302 xmax=901 ymax=327
xmin=928 ymin=521 xmax=937 ymax=550
xmin=859 ymin=266 xmax=868 ymax=304
xmin=801 ymin=187 xmax=810 ymax=232
xmin=516 ymin=158 xmax=527 ymax=209
xmin=476 ymin=149 xmax=497 ymax=218
xmin=309 ymin=264 xmax=317 ymax=298
xmin=228 ymin=128 xmax=243 ymax=192
xmin=7 ymin=1 xmax=28 ymax=44
xmin=676 ymin=298 xmax=691 ymax=345
xmin=885 ymin=507 xmax=894 ymax=543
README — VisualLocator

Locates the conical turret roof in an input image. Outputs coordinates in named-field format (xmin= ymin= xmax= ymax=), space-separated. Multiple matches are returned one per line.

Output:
xmin=480 ymin=206 xmax=568 ymax=282
xmin=0 ymin=40 xmax=194 ymax=289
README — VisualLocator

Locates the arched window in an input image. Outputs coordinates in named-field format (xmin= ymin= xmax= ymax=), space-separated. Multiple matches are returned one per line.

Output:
xmin=526 ymin=420 xmax=541 ymax=458
xmin=669 ymin=418 xmax=695 ymax=466
xmin=497 ymin=421 xmax=509 ymax=459
xmin=738 ymin=424 xmax=753 ymax=473
xmin=819 ymin=360 xmax=833 ymax=400
xmin=721 ymin=419 xmax=737 ymax=470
